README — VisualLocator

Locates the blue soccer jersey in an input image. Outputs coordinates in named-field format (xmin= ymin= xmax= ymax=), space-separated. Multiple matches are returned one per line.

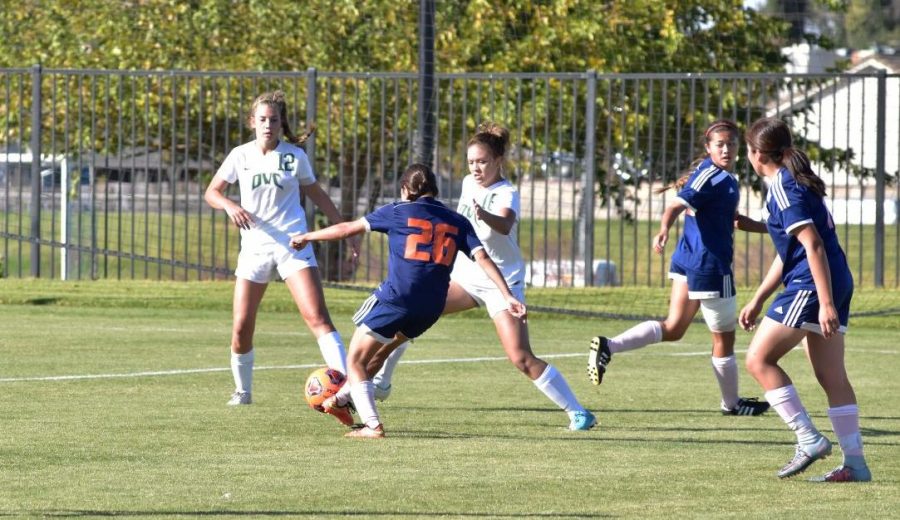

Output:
xmin=363 ymin=197 xmax=484 ymax=317
xmin=764 ymin=167 xmax=851 ymax=290
xmin=763 ymin=168 xmax=853 ymax=331
xmin=671 ymin=157 xmax=740 ymax=277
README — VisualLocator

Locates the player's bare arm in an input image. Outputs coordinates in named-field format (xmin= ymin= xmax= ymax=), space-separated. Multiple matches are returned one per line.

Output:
xmin=204 ymin=176 xmax=254 ymax=230
xmin=472 ymin=200 xmax=516 ymax=235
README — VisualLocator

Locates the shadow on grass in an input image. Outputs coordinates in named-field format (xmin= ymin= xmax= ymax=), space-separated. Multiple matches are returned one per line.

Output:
xmin=10 ymin=511 xmax=610 ymax=518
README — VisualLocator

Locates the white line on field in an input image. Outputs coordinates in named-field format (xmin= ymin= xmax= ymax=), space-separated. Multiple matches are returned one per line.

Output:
xmin=0 ymin=348 xmax=893 ymax=383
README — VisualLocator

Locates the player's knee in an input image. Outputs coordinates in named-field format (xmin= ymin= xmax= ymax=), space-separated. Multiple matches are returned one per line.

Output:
xmin=744 ymin=353 xmax=767 ymax=379
xmin=661 ymin=322 xmax=687 ymax=341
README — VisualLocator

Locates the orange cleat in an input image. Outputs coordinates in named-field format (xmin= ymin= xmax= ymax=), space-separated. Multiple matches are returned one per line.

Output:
xmin=344 ymin=424 xmax=385 ymax=438
xmin=321 ymin=396 xmax=355 ymax=427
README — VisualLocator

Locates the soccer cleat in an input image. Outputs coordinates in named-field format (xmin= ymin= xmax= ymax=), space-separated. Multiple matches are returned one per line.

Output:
xmin=345 ymin=423 xmax=385 ymax=438
xmin=721 ymin=397 xmax=771 ymax=416
xmin=777 ymin=436 xmax=832 ymax=478
xmin=569 ymin=410 xmax=597 ymax=431
xmin=587 ymin=336 xmax=612 ymax=385
xmin=809 ymin=464 xmax=872 ymax=483
xmin=373 ymin=383 xmax=392 ymax=402
xmin=321 ymin=396 xmax=355 ymax=427
xmin=227 ymin=391 xmax=252 ymax=406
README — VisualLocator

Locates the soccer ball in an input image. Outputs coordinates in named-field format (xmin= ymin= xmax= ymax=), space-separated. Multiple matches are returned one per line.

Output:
xmin=304 ymin=367 xmax=346 ymax=409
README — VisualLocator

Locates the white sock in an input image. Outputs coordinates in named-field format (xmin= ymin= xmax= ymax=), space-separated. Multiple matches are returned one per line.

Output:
xmin=230 ymin=350 xmax=254 ymax=394
xmin=609 ymin=320 xmax=662 ymax=353
xmin=711 ymin=355 xmax=739 ymax=410
xmin=373 ymin=341 xmax=409 ymax=388
xmin=765 ymin=385 xmax=820 ymax=445
xmin=317 ymin=331 xmax=347 ymax=374
xmin=533 ymin=364 xmax=585 ymax=416
xmin=349 ymin=380 xmax=380 ymax=429
xmin=332 ymin=380 xmax=353 ymax=407
xmin=828 ymin=404 xmax=865 ymax=459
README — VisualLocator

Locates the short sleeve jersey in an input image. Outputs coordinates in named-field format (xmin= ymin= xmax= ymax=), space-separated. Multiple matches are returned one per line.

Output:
xmin=452 ymin=175 xmax=525 ymax=286
xmin=364 ymin=197 xmax=484 ymax=315
xmin=764 ymin=167 xmax=849 ymax=288
xmin=672 ymin=157 xmax=740 ymax=275
xmin=214 ymin=140 xmax=316 ymax=248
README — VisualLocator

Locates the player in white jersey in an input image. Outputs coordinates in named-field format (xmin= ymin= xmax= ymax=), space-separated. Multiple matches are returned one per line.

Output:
xmin=372 ymin=122 xmax=596 ymax=431
xmin=204 ymin=91 xmax=356 ymax=406
xmin=588 ymin=120 xmax=770 ymax=417
xmin=740 ymin=117 xmax=870 ymax=482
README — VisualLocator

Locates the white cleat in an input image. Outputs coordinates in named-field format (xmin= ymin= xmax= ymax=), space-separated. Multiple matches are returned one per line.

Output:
xmin=227 ymin=391 xmax=252 ymax=406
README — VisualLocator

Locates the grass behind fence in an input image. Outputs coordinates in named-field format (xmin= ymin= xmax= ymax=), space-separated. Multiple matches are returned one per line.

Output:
xmin=3 ymin=208 xmax=899 ymax=288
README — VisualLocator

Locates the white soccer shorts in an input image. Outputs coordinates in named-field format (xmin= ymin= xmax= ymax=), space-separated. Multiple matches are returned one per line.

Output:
xmin=234 ymin=243 xmax=317 ymax=283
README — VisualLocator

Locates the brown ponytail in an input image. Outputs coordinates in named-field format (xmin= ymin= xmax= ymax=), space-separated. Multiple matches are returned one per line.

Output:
xmin=400 ymin=163 xmax=439 ymax=200
xmin=746 ymin=118 xmax=825 ymax=197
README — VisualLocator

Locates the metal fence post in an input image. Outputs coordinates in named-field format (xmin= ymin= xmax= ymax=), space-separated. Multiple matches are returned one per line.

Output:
xmin=305 ymin=67 xmax=318 ymax=232
xmin=30 ymin=63 xmax=42 ymax=277
xmin=583 ymin=70 xmax=597 ymax=286
xmin=416 ymin=0 xmax=436 ymax=167
xmin=875 ymin=69 xmax=886 ymax=287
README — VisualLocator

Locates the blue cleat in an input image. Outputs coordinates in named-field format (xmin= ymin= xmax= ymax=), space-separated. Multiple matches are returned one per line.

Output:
xmin=569 ymin=410 xmax=597 ymax=431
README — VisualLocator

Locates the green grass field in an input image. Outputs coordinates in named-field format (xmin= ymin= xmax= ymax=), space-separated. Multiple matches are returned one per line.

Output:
xmin=1 ymin=280 xmax=898 ymax=518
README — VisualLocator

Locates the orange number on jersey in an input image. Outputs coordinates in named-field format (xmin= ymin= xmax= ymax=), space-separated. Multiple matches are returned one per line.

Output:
xmin=404 ymin=218 xmax=459 ymax=266
xmin=404 ymin=218 xmax=433 ymax=262
xmin=432 ymin=223 xmax=459 ymax=267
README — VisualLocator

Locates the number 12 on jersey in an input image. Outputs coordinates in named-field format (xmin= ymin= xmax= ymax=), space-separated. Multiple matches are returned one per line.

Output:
xmin=404 ymin=218 xmax=459 ymax=266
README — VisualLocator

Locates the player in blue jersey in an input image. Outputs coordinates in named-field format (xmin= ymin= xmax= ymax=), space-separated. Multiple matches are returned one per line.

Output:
xmin=289 ymin=163 xmax=526 ymax=438
xmin=205 ymin=91 xmax=356 ymax=406
xmin=369 ymin=122 xmax=597 ymax=432
xmin=739 ymin=117 xmax=871 ymax=482
xmin=588 ymin=120 xmax=771 ymax=416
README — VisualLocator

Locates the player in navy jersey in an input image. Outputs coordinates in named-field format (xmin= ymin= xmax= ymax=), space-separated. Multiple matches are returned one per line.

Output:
xmin=289 ymin=163 xmax=525 ymax=438
xmin=739 ymin=117 xmax=871 ymax=482
xmin=205 ymin=91 xmax=356 ymax=406
xmin=369 ymin=122 xmax=596 ymax=432
xmin=588 ymin=120 xmax=771 ymax=417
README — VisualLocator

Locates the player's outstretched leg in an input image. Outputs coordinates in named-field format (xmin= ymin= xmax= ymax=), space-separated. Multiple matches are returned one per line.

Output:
xmin=587 ymin=336 xmax=611 ymax=385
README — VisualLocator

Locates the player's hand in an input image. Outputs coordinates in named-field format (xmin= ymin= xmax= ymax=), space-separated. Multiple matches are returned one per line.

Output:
xmin=652 ymin=229 xmax=669 ymax=255
xmin=818 ymin=303 xmax=840 ymax=338
xmin=289 ymin=233 xmax=309 ymax=250
xmin=346 ymin=234 xmax=361 ymax=264
xmin=739 ymin=299 xmax=762 ymax=331
xmin=472 ymin=198 xmax=486 ymax=221
xmin=224 ymin=203 xmax=254 ymax=230
xmin=507 ymin=297 xmax=527 ymax=321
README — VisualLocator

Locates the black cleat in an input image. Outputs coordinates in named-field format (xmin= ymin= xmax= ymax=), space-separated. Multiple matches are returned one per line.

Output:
xmin=587 ymin=336 xmax=612 ymax=385
xmin=721 ymin=397 xmax=771 ymax=416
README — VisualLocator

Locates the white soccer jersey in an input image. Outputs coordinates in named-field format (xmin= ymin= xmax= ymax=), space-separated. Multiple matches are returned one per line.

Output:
xmin=452 ymin=174 xmax=525 ymax=286
xmin=215 ymin=140 xmax=317 ymax=248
